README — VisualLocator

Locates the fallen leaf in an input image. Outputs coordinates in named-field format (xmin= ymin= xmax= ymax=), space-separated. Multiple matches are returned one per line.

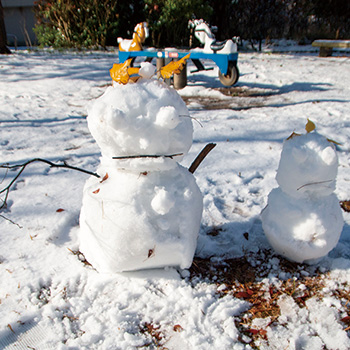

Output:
xmin=340 ymin=201 xmax=350 ymax=212
xmin=100 ymin=173 xmax=109 ymax=183
xmin=93 ymin=189 xmax=100 ymax=194
xmin=173 ymin=324 xmax=183 ymax=332
xmin=327 ymin=138 xmax=342 ymax=146
xmin=341 ymin=316 xmax=350 ymax=323
xmin=305 ymin=119 xmax=316 ymax=133
xmin=235 ymin=291 xmax=252 ymax=299
xmin=56 ymin=208 xmax=65 ymax=212
xmin=286 ymin=131 xmax=301 ymax=140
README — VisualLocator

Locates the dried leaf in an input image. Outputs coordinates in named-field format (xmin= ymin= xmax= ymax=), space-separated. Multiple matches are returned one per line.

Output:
xmin=340 ymin=200 xmax=350 ymax=212
xmin=160 ymin=53 xmax=190 ymax=79
xmin=92 ymin=188 xmax=100 ymax=194
xmin=148 ymin=248 xmax=155 ymax=258
xmin=305 ymin=119 xmax=316 ymax=133
xmin=327 ymin=138 xmax=342 ymax=146
xmin=56 ymin=208 xmax=65 ymax=212
xmin=100 ymin=173 xmax=109 ymax=183
xmin=286 ymin=131 xmax=301 ymax=140
xmin=341 ymin=316 xmax=350 ymax=323
xmin=110 ymin=59 xmax=133 ymax=84
xmin=173 ymin=324 xmax=183 ymax=332
xmin=235 ymin=291 xmax=252 ymax=299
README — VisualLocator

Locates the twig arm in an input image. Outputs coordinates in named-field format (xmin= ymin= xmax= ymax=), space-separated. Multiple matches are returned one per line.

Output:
xmin=0 ymin=158 xmax=99 ymax=211
xmin=188 ymin=143 xmax=216 ymax=174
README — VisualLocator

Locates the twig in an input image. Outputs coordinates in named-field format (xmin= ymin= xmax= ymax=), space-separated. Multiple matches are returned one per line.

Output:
xmin=113 ymin=153 xmax=183 ymax=160
xmin=0 ymin=158 xmax=99 ymax=212
xmin=0 ymin=214 xmax=22 ymax=228
xmin=189 ymin=143 xmax=216 ymax=174
xmin=297 ymin=180 xmax=333 ymax=191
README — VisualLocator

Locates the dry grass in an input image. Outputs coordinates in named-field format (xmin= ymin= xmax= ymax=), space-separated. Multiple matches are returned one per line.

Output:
xmin=189 ymin=250 xmax=347 ymax=349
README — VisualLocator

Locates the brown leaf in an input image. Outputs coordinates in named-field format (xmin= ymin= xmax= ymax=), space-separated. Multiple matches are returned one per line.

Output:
xmin=286 ymin=131 xmax=301 ymax=140
xmin=173 ymin=324 xmax=183 ymax=332
xmin=56 ymin=208 xmax=65 ymax=212
xmin=340 ymin=201 xmax=350 ymax=212
xmin=93 ymin=189 xmax=100 ymax=194
xmin=160 ymin=53 xmax=190 ymax=79
xmin=100 ymin=173 xmax=109 ymax=183
xmin=235 ymin=291 xmax=252 ymax=299
xmin=327 ymin=138 xmax=342 ymax=146
xmin=341 ymin=316 xmax=350 ymax=323
xmin=148 ymin=248 xmax=155 ymax=258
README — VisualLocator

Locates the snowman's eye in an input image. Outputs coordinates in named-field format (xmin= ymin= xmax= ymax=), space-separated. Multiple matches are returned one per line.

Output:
xmin=292 ymin=148 xmax=307 ymax=163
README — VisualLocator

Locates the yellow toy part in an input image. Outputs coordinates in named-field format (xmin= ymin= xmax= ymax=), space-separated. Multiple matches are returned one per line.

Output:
xmin=118 ymin=22 xmax=149 ymax=52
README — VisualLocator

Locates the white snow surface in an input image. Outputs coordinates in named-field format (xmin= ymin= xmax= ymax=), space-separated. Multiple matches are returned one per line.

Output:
xmin=1 ymin=46 xmax=350 ymax=349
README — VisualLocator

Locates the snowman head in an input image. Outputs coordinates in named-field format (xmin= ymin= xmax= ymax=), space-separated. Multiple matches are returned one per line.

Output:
xmin=276 ymin=131 xmax=338 ymax=198
xmin=87 ymin=78 xmax=193 ymax=168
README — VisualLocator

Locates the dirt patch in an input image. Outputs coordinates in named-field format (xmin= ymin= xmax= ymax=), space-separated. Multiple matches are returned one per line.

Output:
xmin=182 ymin=87 xmax=278 ymax=110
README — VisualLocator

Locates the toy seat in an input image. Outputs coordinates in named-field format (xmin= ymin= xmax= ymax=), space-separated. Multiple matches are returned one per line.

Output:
xmin=210 ymin=40 xmax=228 ymax=53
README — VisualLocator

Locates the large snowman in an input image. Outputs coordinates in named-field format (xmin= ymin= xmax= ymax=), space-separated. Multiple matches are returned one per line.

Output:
xmin=79 ymin=63 xmax=203 ymax=273
xmin=261 ymin=122 xmax=344 ymax=264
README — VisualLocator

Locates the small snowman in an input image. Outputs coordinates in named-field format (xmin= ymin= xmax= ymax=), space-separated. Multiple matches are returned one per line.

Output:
xmin=78 ymin=61 xmax=203 ymax=273
xmin=261 ymin=120 xmax=344 ymax=264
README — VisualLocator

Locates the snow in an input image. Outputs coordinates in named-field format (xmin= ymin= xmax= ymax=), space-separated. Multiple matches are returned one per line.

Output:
xmin=261 ymin=131 xmax=344 ymax=264
xmin=1 ymin=46 xmax=350 ymax=349
xmin=80 ymin=77 xmax=202 ymax=273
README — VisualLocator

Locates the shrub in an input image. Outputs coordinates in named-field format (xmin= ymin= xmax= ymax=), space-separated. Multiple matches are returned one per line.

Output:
xmin=34 ymin=0 xmax=144 ymax=49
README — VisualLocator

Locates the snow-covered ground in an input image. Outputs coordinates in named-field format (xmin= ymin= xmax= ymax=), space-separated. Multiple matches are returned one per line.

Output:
xmin=0 ymin=46 xmax=350 ymax=349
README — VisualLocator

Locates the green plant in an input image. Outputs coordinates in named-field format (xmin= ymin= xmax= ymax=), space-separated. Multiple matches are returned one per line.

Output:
xmin=144 ymin=0 xmax=212 ymax=48
xmin=34 ymin=0 xmax=144 ymax=49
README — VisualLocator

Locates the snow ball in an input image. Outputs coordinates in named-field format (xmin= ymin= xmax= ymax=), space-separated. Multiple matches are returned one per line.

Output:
xmin=155 ymin=106 xmax=181 ymax=129
xmin=87 ymin=79 xmax=193 ymax=161
xmin=276 ymin=132 xmax=338 ymax=198
xmin=151 ymin=187 xmax=175 ymax=215
xmin=79 ymin=164 xmax=203 ymax=273
xmin=321 ymin=146 xmax=337 ymax=165
xmin=138 ymin=62 xmax=156 ymax=79
xmin=261 ymin=188 xmax=343 ymax=264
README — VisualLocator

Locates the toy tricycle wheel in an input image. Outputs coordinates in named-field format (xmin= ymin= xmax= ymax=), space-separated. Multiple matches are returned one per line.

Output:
xmin=218 ymin=63 xmax=239 ymax=86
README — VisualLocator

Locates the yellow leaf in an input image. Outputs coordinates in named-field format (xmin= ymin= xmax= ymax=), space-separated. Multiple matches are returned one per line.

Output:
xmin=305 ymin=119 xmax=316 ymax=133
xmin=160 ymin=53 xmax=190 ymax=79
xmin=110 ymin=59 xmax=133 ymax=84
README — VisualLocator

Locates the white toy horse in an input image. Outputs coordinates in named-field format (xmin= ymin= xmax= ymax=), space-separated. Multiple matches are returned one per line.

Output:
xmin=188 ymin=19 xmax=238 ymax=54
xmin=118 ymin=22 xmax=149 ymax=52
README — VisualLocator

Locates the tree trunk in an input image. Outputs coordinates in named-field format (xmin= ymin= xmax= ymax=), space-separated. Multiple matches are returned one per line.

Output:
xmin=0 ymin=0 xmax=11 ymax=54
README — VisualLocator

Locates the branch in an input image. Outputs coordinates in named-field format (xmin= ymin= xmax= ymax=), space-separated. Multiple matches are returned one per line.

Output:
xmin=0 ymin=158 xmax=99 ymax=212
xmin=113 ymin=153 xmax=183 ymax=160
xmin=296 ymin=179 xmax=333 ymax=191
xmin=189 ymin=143 xmax=216 ymax=174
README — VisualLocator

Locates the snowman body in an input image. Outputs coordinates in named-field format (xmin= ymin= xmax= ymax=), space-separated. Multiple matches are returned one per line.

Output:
xmin=261 ymin=132 xmax=344 ymax=264
xmin=79 ymin=79 xmax=203 ymax=273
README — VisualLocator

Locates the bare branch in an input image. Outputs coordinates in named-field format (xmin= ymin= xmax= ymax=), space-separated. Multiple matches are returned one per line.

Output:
xmin=0 ymin=158 xmax=99 ymax=212
xmin=113 ymin=153 xmax=183 ymax=160
xmin=189 ymin=143 xmax=216 ymax=174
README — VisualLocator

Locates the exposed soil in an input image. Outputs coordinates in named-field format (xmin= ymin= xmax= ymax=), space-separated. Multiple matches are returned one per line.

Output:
xmin=182 ymin=87 xmax=278 ymax=110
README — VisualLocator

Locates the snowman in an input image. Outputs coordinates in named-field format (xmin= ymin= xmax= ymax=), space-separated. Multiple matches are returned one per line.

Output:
xmin=261 ymin=121 xmax=344 ymax=264
xmin=78 ymin=62 xmax=203 ymax=273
